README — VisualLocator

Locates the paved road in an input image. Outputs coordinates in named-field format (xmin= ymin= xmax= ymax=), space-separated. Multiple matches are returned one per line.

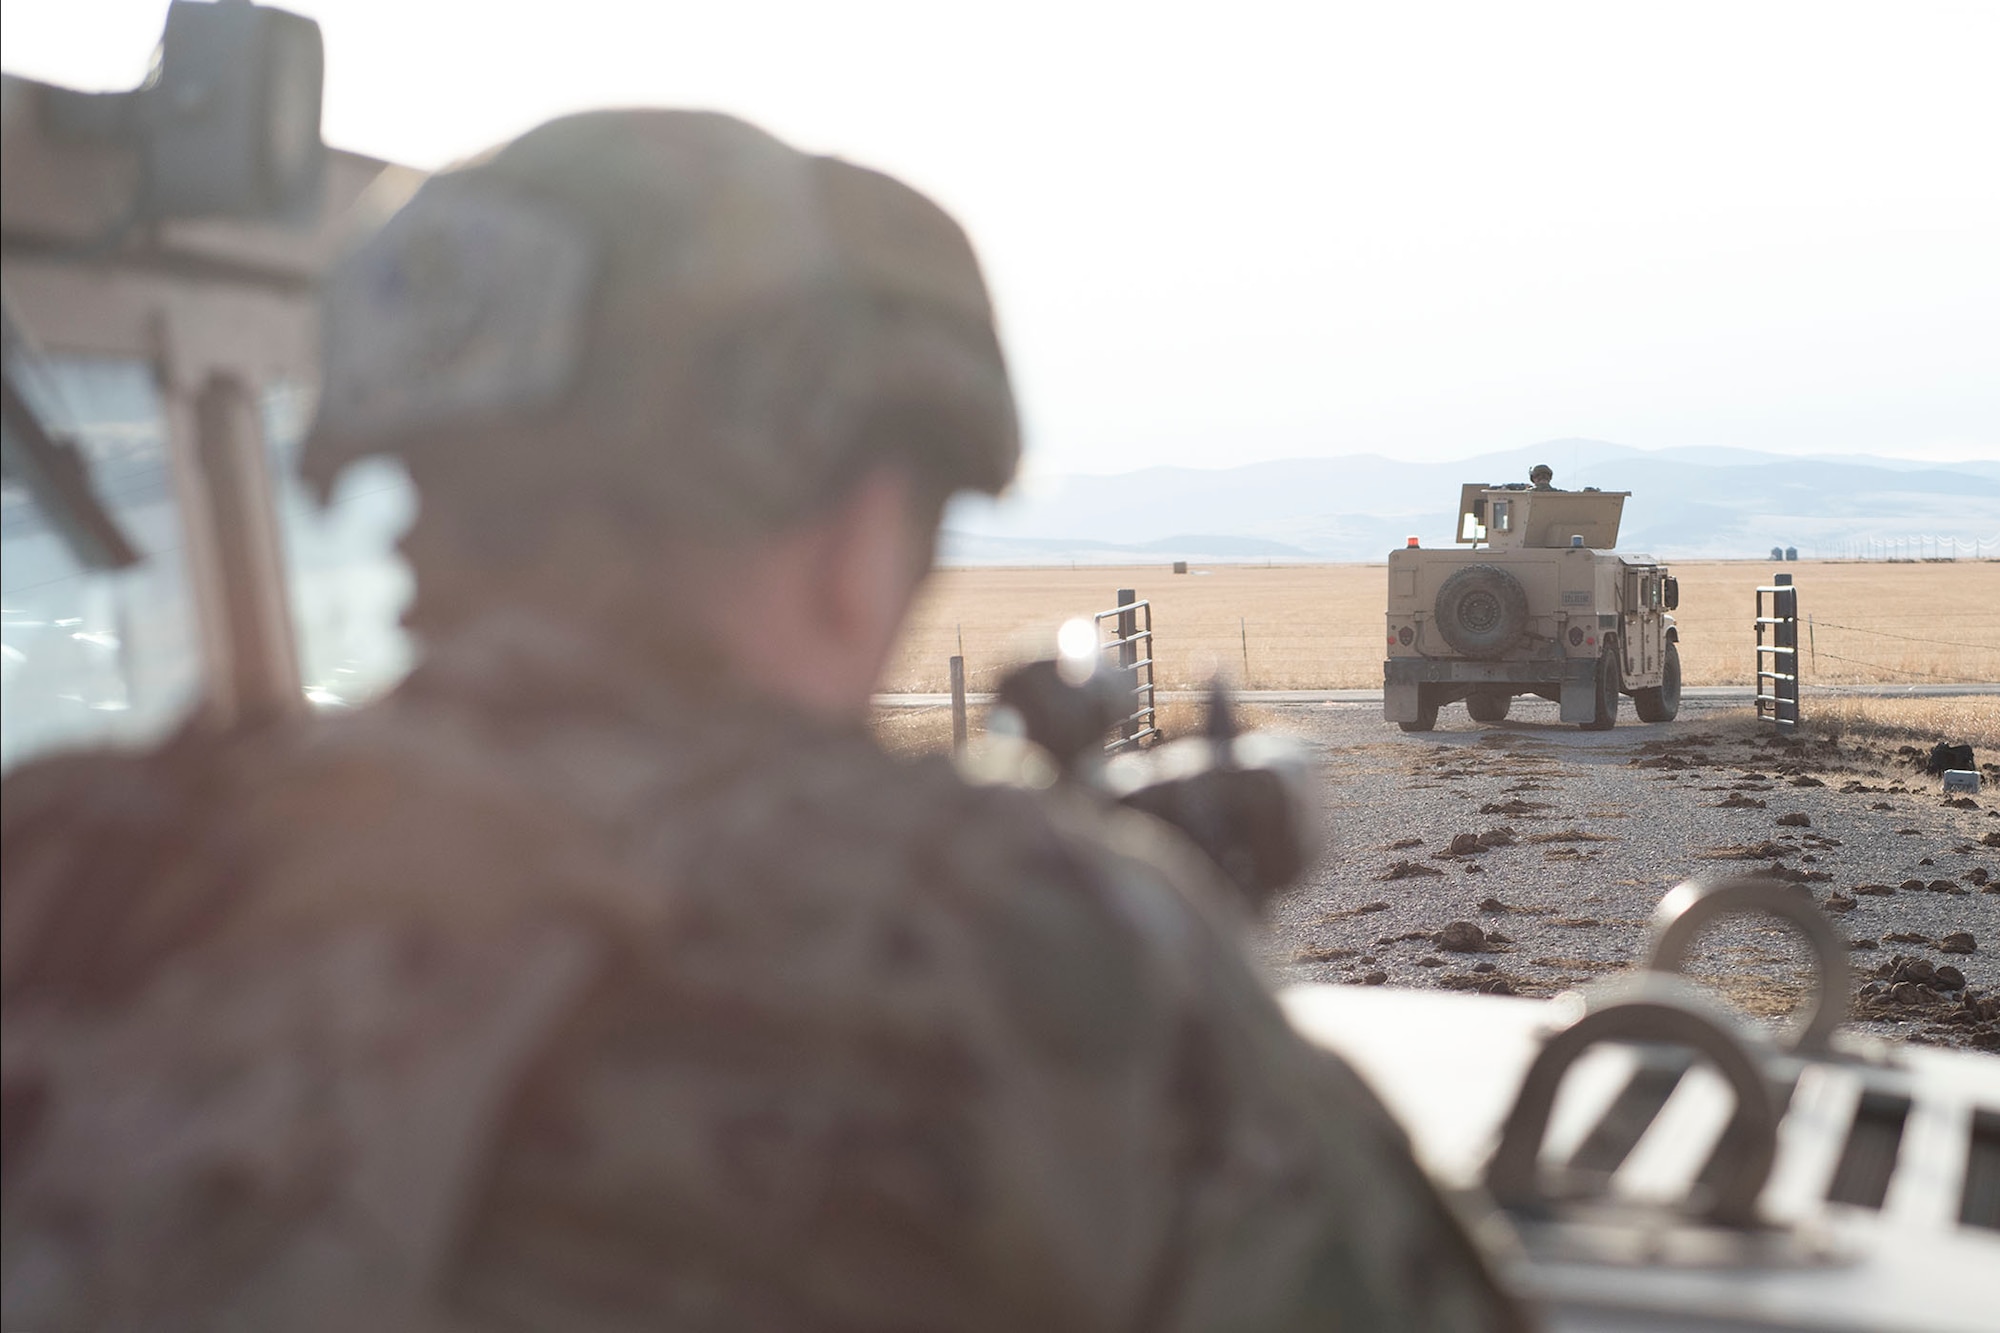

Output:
xmin=876 ymin=682 xmax=2000 ymax=708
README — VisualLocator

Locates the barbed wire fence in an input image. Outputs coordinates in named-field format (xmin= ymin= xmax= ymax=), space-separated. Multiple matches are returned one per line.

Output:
xmin=885 ymin=566 xmax=2000 ymax=723
xmin=1801 ymin=615 xmax=2000 ymax=686
xmin=1810 ymin=533 xmax=2000 ymax=560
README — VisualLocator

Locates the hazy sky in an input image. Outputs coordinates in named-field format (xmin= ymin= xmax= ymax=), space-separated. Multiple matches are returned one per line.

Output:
xmin=5 ymin=0 xmax=1996 ymax=475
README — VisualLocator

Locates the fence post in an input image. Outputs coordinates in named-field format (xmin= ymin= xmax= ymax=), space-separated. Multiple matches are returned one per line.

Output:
xmin=1754 ymin=572 xmax=1801 ymax=733
xmin=949 ymin=655 xmax=968 ymax=754
xmin=1773 ymin=573 xmax=1799 ymax=731
xmin=1116 ymin=589 xmax=1138 ymax=742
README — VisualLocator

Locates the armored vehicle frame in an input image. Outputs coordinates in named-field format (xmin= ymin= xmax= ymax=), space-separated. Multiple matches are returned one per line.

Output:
xmin=1386 ymin=474 xmax=1682 ymax=731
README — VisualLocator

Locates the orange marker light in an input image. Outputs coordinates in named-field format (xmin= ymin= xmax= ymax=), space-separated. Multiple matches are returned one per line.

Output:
xmin=1406 ymin=536 xmax=1420 ymax=548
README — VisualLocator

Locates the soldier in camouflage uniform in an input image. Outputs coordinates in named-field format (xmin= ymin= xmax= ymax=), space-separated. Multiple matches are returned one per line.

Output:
xmin=1 ymin=112 xmax=1527 ymax=1331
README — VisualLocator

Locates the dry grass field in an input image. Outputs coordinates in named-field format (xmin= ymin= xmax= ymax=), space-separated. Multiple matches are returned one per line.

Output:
xmin=1753 ymin=696 xmax=2000 ymax=750
xmin=887 ymin=559 xmax=2000 ymax=695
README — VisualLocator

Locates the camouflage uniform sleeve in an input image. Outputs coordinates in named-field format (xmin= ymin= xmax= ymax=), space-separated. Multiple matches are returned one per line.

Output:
xmin=445 ymin=751 xmax=1523 ymax=1332
xmin=1069 ymin=806 xmax=1528 ymax=1333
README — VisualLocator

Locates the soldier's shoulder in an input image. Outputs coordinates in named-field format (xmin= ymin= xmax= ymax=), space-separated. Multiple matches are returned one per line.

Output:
xmin=852 ymin=740 xmax=1247 ymax=994
xmin=2 ymin=721 xmax=268 ymax=1002
xmin=793 ymin=733 xmax=1222 ymax=911
xmin=0 ymin=700 xmax=598 ymax=1002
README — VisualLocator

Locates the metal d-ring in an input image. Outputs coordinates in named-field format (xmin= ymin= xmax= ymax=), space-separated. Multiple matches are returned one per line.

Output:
xmin=1485 ymin=974 xmax=1780 ymax=1228
xmin=1645 ymin=877 xmax=1851 ymax=1054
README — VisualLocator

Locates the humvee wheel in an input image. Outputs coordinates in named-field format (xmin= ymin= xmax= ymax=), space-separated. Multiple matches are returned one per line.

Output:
xmin=1465 ymin=689 xmax=1511 ymax=723
xmin=1398 ymin=689 xmax=1440 ymax=733
xmin=1633 ymin=641 xmax=1682 ymax=723
xmin=1580 ymin=650 xmax=1620 ymax=730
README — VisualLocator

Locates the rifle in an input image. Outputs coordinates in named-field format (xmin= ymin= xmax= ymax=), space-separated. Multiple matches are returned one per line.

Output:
xmin=986 ymin=633 xmax=1321 ymax=912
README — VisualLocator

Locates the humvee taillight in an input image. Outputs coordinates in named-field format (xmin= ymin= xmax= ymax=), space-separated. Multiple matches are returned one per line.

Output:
xmin=1568 ymin=627 xmax=1584 ymax=646
xmin=1399 ymin=627 xmax=1414 ymax=646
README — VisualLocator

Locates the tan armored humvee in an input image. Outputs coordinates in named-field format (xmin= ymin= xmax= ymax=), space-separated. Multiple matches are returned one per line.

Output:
xmin=1384 ymin=466 xmax=1681 ymax=731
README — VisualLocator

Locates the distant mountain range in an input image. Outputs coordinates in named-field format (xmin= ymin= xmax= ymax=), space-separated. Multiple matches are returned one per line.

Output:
xmin=940 ymin=440 xmax=2000 ymax=564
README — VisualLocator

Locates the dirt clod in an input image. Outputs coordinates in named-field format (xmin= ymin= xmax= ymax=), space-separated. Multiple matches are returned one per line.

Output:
xmin=1940 ymin=932 xmax=1977 ymax=955
xmin=1706 ymin=841 xmax=1795 ymax=860
xmin=1888 ymin=957 xmax=1937 ymax=984
xmin=1380 ymin=861 xmax=1444 ymax=881
xmin=1324 ymin=901 xmax=1392 ymax=920
xmin=1527 ymin=829 xmax=1619 ymax=844
xmin=1436 ymin=921 xmax=1487 ymax=952
xmin=1480 ymin=799 xmax=1549 ymax=816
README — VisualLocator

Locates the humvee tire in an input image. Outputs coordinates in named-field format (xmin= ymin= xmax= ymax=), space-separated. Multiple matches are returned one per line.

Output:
xmin=1580 ymin=649 xmax=1621 ymax=730
xmin=1399 ymin=687 xmax=1440 ymax=733
xmin=1465 ymin=689 xmax=1511 ymax=723
xmin=1633 ymin=641 xmax=1682 ymax=723
xmin=1433 ymin=564 xmax=1530 ymax=659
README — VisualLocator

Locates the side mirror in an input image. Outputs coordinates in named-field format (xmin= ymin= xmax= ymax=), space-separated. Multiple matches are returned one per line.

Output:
xmin=1663 ymin=576 xmax=1680 ymax=611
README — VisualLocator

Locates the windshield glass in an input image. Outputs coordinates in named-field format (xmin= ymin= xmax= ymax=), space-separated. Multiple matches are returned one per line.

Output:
xmin=2 ymin=354 xmax=199 ymax=770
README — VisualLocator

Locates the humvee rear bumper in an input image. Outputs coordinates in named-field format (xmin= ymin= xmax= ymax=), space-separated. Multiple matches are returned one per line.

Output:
xmin=1384 ymin=656 xmax=1600 ymax=723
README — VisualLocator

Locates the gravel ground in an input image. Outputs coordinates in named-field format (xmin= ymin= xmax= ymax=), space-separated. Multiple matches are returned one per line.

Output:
xmin=1255 ymin=694 xmax=2000 ymax=1051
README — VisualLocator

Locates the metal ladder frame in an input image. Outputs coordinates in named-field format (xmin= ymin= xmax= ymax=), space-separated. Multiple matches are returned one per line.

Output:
xmin=1754 ymin=572 xmax=1800 ymax=732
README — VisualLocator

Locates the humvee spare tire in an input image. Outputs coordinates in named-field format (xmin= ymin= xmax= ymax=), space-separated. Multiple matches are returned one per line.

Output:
xmin=1434 ymin=564 xmax=1530 ymax=659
